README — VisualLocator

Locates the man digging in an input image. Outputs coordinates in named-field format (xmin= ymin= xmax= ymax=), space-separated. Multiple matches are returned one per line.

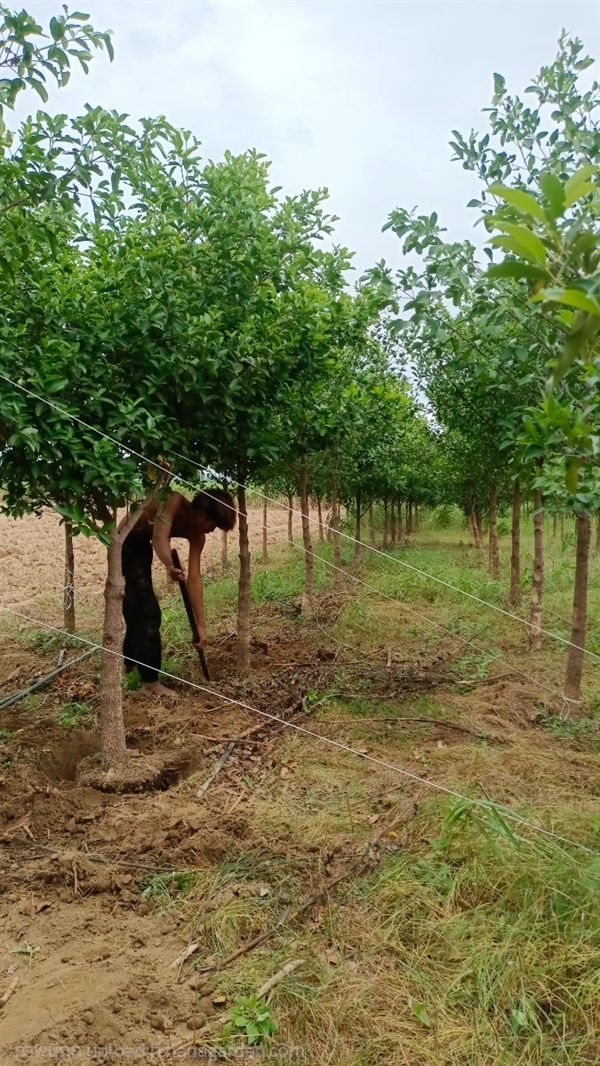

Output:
xmin=118 ymin=488 xmax=236 ymax=696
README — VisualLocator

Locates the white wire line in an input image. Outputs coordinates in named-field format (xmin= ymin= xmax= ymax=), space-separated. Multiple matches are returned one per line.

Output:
xmin=171 ymin=449 xmax=600 ymax=666
xmin=0 ymin=370 xmax=580 ymax=704
xmin=2 ymin=368 xmax=597 ymax=663
xmin=1 ymin=605 xmax=597 ymax=861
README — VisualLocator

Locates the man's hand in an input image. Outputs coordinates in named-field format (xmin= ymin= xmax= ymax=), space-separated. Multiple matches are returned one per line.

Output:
xmin=193 ymin=630 xmax=207 ymax=650
xmin=167 ymin=564 xmax=184 ymax=583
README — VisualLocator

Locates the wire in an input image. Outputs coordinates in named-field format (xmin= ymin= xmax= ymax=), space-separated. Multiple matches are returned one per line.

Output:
xmin=1 ymin=605 xmax=596 ymax=860
xmin=0 ymin=370 xmax=578 ymax=703
xmin=171 ymin=449 xmax=600 ymax=666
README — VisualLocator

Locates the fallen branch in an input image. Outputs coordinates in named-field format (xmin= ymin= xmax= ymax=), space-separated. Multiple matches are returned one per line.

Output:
xmin=0 ymin=974 xmax=19 ymax=1008
xmin=314 ymin=716 xmax=492 ymax=741
xmin=195 ymin=742 xmax=235 ymax=799
xmin=194 ymin=801 xmax=416 ymax=977
xmin=257 ymin=959 xmax=303 ymax=999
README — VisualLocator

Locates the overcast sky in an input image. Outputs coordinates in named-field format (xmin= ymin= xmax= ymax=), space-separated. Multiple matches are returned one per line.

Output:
xmin=19 ymin=0 xmax=600 ymax=275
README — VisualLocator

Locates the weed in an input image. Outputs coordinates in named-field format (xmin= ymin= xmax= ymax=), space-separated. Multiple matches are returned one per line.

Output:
xmin=57 ymin=701 xmax=95 ymax=727
xmin=221 ymin=994 xmax=278 ymax=1046
xmin=0 ymin=730 xmax=16 ymax=742
xmin=455 ymin=647 xmax=502 ymax=681
xmin=10 ymin=942 xmax=40 ymax=968
xmin=139 ymin=870 xmax=193 ymax=907
xmin=124 ymin=668 xmax=142 ymax=692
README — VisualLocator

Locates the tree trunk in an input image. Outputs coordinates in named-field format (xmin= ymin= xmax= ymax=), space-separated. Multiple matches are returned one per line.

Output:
xmin=390 ymin=499 xmax=396 ymax=547
xmin=553 ymin=514 xmax=557 ymax=539
xmin=414 ymin=504 xmax=419 ymax=532
xmin=63 ymin=520 xmax=75 ymax=634
xmin=236 ymin=481 xmax=251 ymax=675
xmin=488 ymin=482 xmax=500 ymax=580
xmin=476 ymin=507 xmax=483 ymax=543
xmin=262 ymin=497 xmax=268 ymax=564
xmin=397 ymin=499 xmax=403 ymax=542
xmin=354 ymin=490 xmax=362 ymax=563
xmin=470 ymin=504 xmax=483 ymax=550
xmin=407 ymin=500 xmax=413 ymax=535
xmin=596 ymin=514 xmax=600 ymax=553
xmin=287 ymin=491 xmax=294 ymax=545
xmin=529 ymin=489 xmax=544 ymax=652
xmin=509 ymin=477 xmax=521 ymax=607
xmin=563 ymin=512 xmax=590 ymax=712
xmin=221 ymin=529 xmax=228 ymax=571
xmin=317 ymin=496 xmax=325 ymax=544
xmin=560 ymin=513 xmax=565 ymax=541
xmin=98 ymin=523 xmax=127 ymax=768
xmin=331 ymin=471 xmax=342 ymax=587
xmin=383 ymin=499 xmax=389 ymax=549
xmin=369 ymin=502 xmax=375 ymax=548
xmin=299 ymin=459 xmax=314 ymax=613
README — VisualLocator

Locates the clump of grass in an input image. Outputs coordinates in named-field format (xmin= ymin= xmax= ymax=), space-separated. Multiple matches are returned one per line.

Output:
xmin=57 ymin=701 xmax=95 ymax=727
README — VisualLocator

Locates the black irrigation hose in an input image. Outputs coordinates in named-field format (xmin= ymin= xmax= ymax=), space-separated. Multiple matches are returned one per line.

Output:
xmin=0 ymin=649 xmax=97 ymax=712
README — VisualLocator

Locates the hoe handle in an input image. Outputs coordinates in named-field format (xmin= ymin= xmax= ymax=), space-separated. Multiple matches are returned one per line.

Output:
xmin=171 ymin=548 xmax=211 ymax=682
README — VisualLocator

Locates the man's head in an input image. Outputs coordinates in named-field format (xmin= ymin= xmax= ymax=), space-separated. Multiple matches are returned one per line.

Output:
xmin=191 ymin=488 xmax=237 ymax=534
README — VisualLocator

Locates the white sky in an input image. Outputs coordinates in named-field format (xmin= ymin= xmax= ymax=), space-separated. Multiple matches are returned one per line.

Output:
xmin=18 ymin=0 xmax=600 ymax=275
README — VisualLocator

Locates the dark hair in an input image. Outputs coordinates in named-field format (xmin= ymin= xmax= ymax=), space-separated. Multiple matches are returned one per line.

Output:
xmin=192 ymin=487 xmax=237 ymax=531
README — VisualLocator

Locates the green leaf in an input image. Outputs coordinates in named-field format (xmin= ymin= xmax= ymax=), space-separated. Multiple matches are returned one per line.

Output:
xmin=490 ymin=225 xmax=547 ymax=267
xmin=563 ymin=164 xmax=597 ymax=208
xmin=534 ymin=287 xmax=600 ymax=317
xmin=489 ymin=184 xmax=545 ymax=222
xmin=538 ymin=172 xmax=565 ymax=219
xmin=413 ymin=1003 xmax=431 ymax=1028
xmin=565 ymin=458 xmax=581 ymax=493
xmin=486 ymin=260 xmax=547 ymax=283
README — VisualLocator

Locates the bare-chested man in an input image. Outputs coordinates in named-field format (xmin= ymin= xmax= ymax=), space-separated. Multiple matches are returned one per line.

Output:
xmin=119 ymin=489 xmax=236 ymax=696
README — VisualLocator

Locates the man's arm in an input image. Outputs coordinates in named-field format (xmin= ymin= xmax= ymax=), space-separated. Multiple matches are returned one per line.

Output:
xmin=187 ymin=535 xmax=207 ymax=646
xmin=151 ymin=492 xmax=185 ymax=578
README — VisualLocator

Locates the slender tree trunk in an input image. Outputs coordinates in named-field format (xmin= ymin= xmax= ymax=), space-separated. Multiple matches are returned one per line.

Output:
xmin=488 ymin=482 xmax=500 ymax=580
xmin=397 ymin=499 xmax=403 ymax=542
xmin=383 ymin=499 xmax=389 ymax=549
xmin=596 ymin=514 xmax=600 ymax=553
xmin=553 ymin=514 xmax=558 ymax=539
xmin=470 ymin=504 xmax=483 ymax=550
xmin=354 ymin=490 xmax=362 ymax=563
xmin=560 ymin=513 xmax=565 ymax=541
xmin=299 ymin=459 xmax=314 ymax=613
xmin=563 ymin=513 xmax=590 ymax=712
xmin=331 ymin=471 xmax=342 ymax=587
xmin=262 ymin=497 xmax=268 ymax=564
xmin=407 ymin=500 xmax=413 ymax=535
xmin=529 ymin=489 xmax=544 ymax=651
xmin=287 ymin=491 xmax=294 ymax=545
xmin=99 ymin=522 xmax=127 ymax=768
xmin=63 ymin=520 xmax=75 ymax=634
xmin=236 ymin=481 xmax=251 ymax=675
xmin=509 ymin=477 xmax=521 ymax=607
xmin=369 ymin=502 xmax=375 ymax=548
xmin=414 ymin=504 xmax=419 ymax=532
xmin=317 ymin=496 xmax=325 ymax=544
xmin=476 ymin=507 xmax=483 ymax=543
xmin=221 ymin=529 xmax=228 ymax=571
xmin=390 ymin=499 xmax=396 ymax=547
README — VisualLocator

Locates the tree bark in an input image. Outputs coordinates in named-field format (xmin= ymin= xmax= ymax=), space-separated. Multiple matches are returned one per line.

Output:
xmin=475 ymin=507 xmax=483 ymax=543
xmin=488 ymin=482 xmax=500 ymax=580
xmin=407 ymin=500 xmax=413 ymax=535
xmin=383 ymin=499 xmax=389 ymax=549
xmin=563 ymin=512 xmax=590 ymax=711
xmin=414 ymin=504 xmax=419 ymax=532
xmin=299 ymin=459 xmax=314 ymax=613
xmin=560 ymin=513 xmax=565 ymax=541
xmin=529 ymin=489 xmax=544 ymax=652
xmin=262 ymin=497 xmax=268 ymax=564
xmin=98 ymin=522 xmax=127 ymax=768
xmin=331 ymin=471 xmax=342 ymax=587
xmin=287 ymin=491 xmax=294 ymax=545
xmin=63 ymin=520 xmax=75 ymax=634
xmin=397 ymin=499 xmax=403 ymax=542
xmin=317 ymin=496 xmax=325 ymax=544
xmin=369 ymin=502 xmax=375 ymax=548
xmin=470 ymin=503 xmax=483 ymax=550
xmin=390 ymin=499 xmax=396 ymax=547
xmin=354 ymin=490 xmax=362 ymax=563
xmin=221 ymin=529 xmax=228 ymax=571
xmin=236 ymin=481 xmax=251 ymax=675
xmin=553 ymin=514 xmax=557 ymax=539
xmin=509 ymin=477 xmax=521 ymax=607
